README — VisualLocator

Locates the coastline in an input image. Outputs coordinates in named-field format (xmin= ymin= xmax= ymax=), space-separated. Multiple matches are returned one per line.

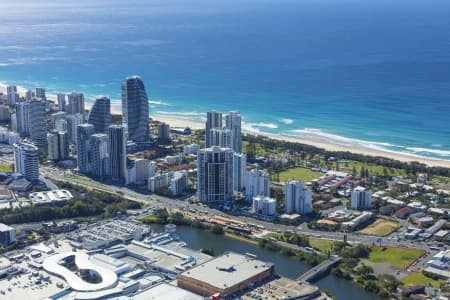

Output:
xmin=2 ymin=82 xmax=450 ymax=168
xmin=155 ymin=116 xmax=450 ymax=168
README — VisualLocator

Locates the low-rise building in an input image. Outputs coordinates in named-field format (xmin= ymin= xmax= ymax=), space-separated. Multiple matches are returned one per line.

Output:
xmin=148 ymin=173 xmax=170 ymax=192
xmin=170 ymin=171 xmax=188 ymax=196
xmin=341 ymin=212 xmax=373 ymax=231
xmin=0 ymin=223 xmax=15 ymax=248
xmin=252 ymin=196 xmax=277 ymax=217
xmin=183 ymin=143 xmax=200 ymax=156
xmin=177 ymin=252 xmax=274 ymax=297
xmin=29 ymin=189 xmax=73 ymax=206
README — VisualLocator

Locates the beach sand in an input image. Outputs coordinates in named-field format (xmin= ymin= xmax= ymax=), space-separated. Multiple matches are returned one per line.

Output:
xmin=2 ymin=84 xmax=448 ymax=168
xmin=155 ymin=116 xmax=450 ymax=168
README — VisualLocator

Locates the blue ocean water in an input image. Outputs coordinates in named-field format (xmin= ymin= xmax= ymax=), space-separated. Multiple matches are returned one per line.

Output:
xmin=0 ymin=0 xmax=450 ymax=160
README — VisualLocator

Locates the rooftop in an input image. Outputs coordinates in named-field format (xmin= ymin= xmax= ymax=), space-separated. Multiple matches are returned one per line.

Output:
xmin=132 ymin=283 xmax=202 ymax=300
xmin=178 ymin=252 xmax=273 ymax=289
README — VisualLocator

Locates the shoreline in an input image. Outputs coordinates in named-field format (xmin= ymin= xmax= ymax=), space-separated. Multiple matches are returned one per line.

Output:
xmin=154 ymin=116 xmax=450 ymax=168
xmin=2 ymin=82 xmax=450 ymax=168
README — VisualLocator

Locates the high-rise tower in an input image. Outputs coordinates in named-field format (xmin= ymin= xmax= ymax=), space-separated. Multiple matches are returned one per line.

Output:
xmin=88 ymin=96 xmax=111 ymax=134
xmin=121 ymin=76 xmax=149 ymax=143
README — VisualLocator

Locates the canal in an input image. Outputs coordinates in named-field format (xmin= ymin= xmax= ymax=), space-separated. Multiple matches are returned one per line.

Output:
xmin=152 ymin=224 xmax=381 ymax=300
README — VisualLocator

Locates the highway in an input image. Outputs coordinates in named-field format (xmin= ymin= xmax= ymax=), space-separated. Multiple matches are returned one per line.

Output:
xmin=39 ymin=166 xmax=438 ymax=267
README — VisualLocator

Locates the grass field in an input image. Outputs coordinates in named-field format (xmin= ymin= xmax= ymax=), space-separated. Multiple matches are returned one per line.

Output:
xmin=309 ymin=238 xmax=335 ymax=253
xmin=367 ymin=246 xmax=424 ymax=269
xmin=277 ymin=167 xmax=322 ymax=183
xmin=242 ymin=141 xmax=283 ymax=156
xmin=401 ymin=272 xmax=444 ymax=288
xmin=0 ymin=164 xmax=12 ymax=172
xmin=359 ymin=219 xmax=400 ymax=236
xmin=339 ymin=161 xmax=406 ymax=177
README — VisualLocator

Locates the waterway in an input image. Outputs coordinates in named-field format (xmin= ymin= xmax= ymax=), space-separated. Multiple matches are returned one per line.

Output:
xmin=152 ymin=224 xmax=381 ymax=300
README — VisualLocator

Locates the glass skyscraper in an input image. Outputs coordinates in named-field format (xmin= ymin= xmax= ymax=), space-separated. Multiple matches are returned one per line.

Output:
xmin=121 ymin=76 xmax=150 ymax=143
xmin=88 ymin=96 xmax=111 ymax=134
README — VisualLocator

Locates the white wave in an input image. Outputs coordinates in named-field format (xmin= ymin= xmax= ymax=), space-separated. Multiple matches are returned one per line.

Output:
xmin=247 ymin=122 xmax=278 ymax=129
xmin=155 ymin=110 xmax=204 ymax=117
xmin=279 ymin=118 xmax=294 ymax=125
xmin=289 ymin=128 xmax=450 ymax=161
xmin=242 ymin=123 xmax=262 ymax=134
xmin=148 ymin=99 xmax=171 ymax=106
xmin=406 ymin=147 xmax=450 ymax=156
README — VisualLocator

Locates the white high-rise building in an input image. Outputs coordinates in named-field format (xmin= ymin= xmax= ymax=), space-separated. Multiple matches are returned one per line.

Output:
xmin=29 ymin=99 xmax=47 ymax=147
xmin=10 ymin=113 xmax=17 ymax=132
xmin=50 ymin=111 xmax=66 ymax=128
xmin=0 ymin=105 xmax=10 ymax=121
xmin=55 ymin=118 xmax=68 ymax=132
xmin=6 ymin=85 xmax=19 ymax=106
xmin=47 ymin=132 xmax=59 ymax=160
xmin=126 ymin=158 xmax=149 ymax=185
xmin=15 ymin=101 xmax=30 ymax=136
xmin=25 ymin=89 xmax=34 ymax=101
xmin=244 ymin=169 xmax=270 ymax=201
xmin=0 ymin=223 xmax=15 ymax=247
xmin=170 ymin=170 xmax=188 ymax=196
xmin=13 ymin=142 xmax=39 ymax=181
xmin=233 ymin=153 xmax=246 ymax=192
xmin=351 ymin=186 xmax=372 ymax=210
xmin=66 ymin=113 xmax=84 ymax=144
xmin=252 ymin=196 xmax=277 ymax=217
xmin=148 ymin=161 xmax=157 ymax=178
xmin=205 ymin=111 xmax=222 ymax=148
xmin=48 ymin=131 xmax=69 ymax=161
xmin=209 ymin=128 xmax=233 ymax=149
xmin=67 ymin=92 xmax=85 ymax=117
xmin=157 ymin=122 xmax=170 ymax=141
xmin=57 ymin=93 xmax=66 ymax=111
xmin=197 ymin=146 xmax=233 ymax=203
xmin=225 ymin=111 xmax=242 ymax=153
xmin=148 ymin=173 xmax=169 ymax=192
xmin=285 ymin=181 xmax=312 ymax=215
xmin=35 ymin=87 xmax=46 ymax=100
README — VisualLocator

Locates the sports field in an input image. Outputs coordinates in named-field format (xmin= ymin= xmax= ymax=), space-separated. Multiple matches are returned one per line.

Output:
xmin=359 ymin=219 xmax=400 ymax=236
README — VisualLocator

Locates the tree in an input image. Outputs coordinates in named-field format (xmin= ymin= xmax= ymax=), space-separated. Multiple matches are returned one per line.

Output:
xmin=211 ymin=224 xmax=224 ymax=235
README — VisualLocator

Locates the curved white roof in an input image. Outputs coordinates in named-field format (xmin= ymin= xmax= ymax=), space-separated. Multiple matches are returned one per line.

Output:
xmin=43 ymin=252 xmax=118 ymax=291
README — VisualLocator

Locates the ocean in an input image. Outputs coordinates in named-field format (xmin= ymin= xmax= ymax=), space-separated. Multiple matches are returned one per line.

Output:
xmin=0 ymin=0 xmax=450 ymax=160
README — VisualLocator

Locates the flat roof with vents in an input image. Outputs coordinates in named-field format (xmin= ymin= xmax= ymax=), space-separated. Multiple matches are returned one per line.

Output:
xmin=178 ymin=252 xmax=273 ymax=292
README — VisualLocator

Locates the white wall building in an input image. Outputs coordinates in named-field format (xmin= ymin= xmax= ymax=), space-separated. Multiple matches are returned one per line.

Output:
xmin=285 ymin=181 xmax=312 ymax=215
xmin=13 ymin=142 xmax=39 ymax=181
xmin=148 ymin=161 xmax=157 ymax=178
xmin=0 ymin=223 xmax=15 ymax=247
xmin=351 ymin=186 xmax=372 ymax=210
xmin=149 ymin=173 xmax=170 ymax=192
xmin=233 ymin=153 xmax=246 ymax=192
xmin=252 ymin=196 xmax=277 ymax=217
xmin=183 ymin=143 xmax=200 ymax=155
xmin=244 ymin=169 xmax=270 ymax=201
xmin=170 ymin=170 xmax=188 ymax=196
xmin=209 ymin=128 xmax=233 ymax=149
xmin=126 ymin=158 xmax=149 ymax=185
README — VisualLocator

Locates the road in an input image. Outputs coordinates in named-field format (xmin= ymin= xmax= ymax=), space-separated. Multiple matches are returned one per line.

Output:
xmin=39 ymin=166 xmax=438 ymax=261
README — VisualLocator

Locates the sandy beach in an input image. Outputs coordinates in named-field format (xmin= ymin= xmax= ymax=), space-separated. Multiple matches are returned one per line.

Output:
xmin=2 ymin=83 xmax=449 ymax=168
xmin=155 ymin=116 xmax=450 ymax=168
